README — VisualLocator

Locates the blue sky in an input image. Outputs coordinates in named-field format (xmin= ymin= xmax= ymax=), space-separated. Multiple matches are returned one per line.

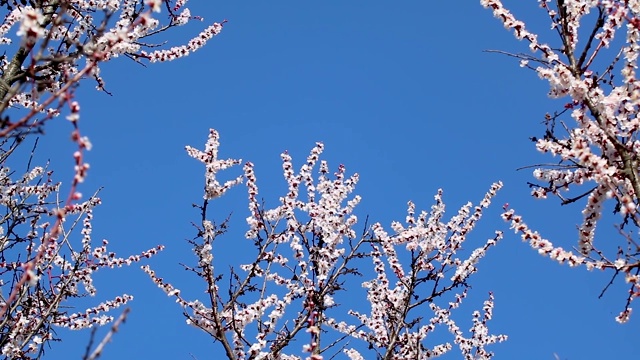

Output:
xmin=23 ymin=1 xmax=639 ymax=359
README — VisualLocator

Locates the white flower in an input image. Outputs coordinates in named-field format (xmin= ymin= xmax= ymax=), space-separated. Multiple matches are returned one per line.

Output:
xmin=614 ymin=258 xmax=627 ymax=270
xmin=17 ymin=7 xmax=44 ymax=40
xmin=146 ymin=0 xmax=162 ymax=12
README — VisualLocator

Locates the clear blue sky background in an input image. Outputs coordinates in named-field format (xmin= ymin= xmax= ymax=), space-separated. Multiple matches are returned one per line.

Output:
xmin=23 ymin=1 xmax=638 ymax=359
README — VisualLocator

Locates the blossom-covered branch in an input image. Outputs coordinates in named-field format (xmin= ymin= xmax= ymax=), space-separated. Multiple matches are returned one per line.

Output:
xmin=0 ymin=162 xmax=164 ymax=357
xmin=0 ymin=1 xmax=225 ymax=357
xmin=144 ymin=129 xmax=507 ymax=359
xmin=482 ymin=0 xmax=640 ymax=321
xmin=0 ymin=0 xmax=225 ymax=138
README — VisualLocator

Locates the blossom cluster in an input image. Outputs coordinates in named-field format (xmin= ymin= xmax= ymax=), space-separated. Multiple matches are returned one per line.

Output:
xmin=185 ymin=128 xmax=243 ymax=200
xmin=0 ymin=0 xmax=225 ymax=136
xmin=0 ymin=159 xmax=163 ymax=358
xmin=144 ymin=129 xmax=507 ymax=359
xmin=0 ymin=1 xmax=217 ymax=356
xmin=482 ymin=0 xmax=640 ymax=321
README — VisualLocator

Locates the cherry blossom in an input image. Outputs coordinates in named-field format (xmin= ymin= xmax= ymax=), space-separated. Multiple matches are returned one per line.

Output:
xmin=145 ymin=129 xmax=507 ymax=359
xmin=482 ymin=0 xmax=640 ymax=322
xmin=0 ymin=1 xmax=224 ymax=357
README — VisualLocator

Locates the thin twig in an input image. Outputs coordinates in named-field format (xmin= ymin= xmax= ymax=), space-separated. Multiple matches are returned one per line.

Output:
xmin=85 ymin=308 xmax=130 ymax=360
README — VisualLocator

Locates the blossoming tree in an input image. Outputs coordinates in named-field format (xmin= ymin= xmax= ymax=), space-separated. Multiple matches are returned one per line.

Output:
xmin=2 ymin=0 xmax=639 ymax=359
xmin=144 ymin=129 xmax=508 ymax=359
xmin=0 ymin=0 xmax=223 ymax=358
xmin=482 ymin=0 xmax=640 ymax=322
